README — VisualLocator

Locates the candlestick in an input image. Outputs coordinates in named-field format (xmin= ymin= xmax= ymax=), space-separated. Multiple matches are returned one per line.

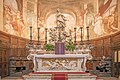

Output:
xmin=69 ymin=29 xmax=72 ymax=43
xmin=45 ymin=28 xmax=47 ymax=44
xmin=80 ymin=27 xmax=83 ymax=45
xmin=74 ymin=27 xmax=76 ymax=46
xmin=86 ymin=26 xmax=90 ymax=45
xmin=37 ymin=27 xmax=40 ymax=45
xmin=29 ymin=26 xmax=33 ymax=45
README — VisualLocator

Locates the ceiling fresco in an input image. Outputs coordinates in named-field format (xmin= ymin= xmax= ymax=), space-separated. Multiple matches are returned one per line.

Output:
xmin=2 ymin=0 xmax=119 ymax=41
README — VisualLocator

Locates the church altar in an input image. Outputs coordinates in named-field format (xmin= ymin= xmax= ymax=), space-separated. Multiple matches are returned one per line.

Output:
xmin=24 ymin=8 xmax=97 ymax=80
xmin=27 ymin=53 xmax=92 ymax=72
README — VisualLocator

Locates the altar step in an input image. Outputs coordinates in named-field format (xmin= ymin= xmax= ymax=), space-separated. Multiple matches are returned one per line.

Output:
xmin=23 ymin=73 xmax=52 ymax=80
xmin=52 ymin=73 xmax=67 ymax=80
xmin=68 ymin=74 xmax=97 ymax=80
xmin=1 ymin=77 xmax=119 ymax=80
xmin=23 ymin=72 xmax=97 ymax=80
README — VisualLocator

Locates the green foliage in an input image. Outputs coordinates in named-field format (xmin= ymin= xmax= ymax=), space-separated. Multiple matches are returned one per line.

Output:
xmin=44 ymin=44 xmax=54 ymax=51
xmin=65 ymin=43 xmax=75 ymax=51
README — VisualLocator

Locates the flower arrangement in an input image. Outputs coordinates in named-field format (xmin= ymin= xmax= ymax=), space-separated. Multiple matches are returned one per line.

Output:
xmin=65 ymin=43 xmax=75 ymax=51
xmin=44 ymin=44 xmax=54 ymax=51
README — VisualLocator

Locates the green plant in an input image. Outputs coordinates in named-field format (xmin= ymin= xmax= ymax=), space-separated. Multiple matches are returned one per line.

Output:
xmin=44 ymin=44 xmax=54 ymax=51
xmin=65 ymin=43 xmax=75 ymax=51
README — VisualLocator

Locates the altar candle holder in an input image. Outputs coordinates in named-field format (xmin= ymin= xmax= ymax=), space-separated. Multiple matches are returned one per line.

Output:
xmin=36 ymin=27 xmax=41 ymax=51
xmin=69 ymin=29 xmax=72 ymax=43
xmin=86 ymin=26 xmax=90 ymax=45
xmin=74 ymin=27 xmax=76 ymax=46
xmin=37 ymin=27 xmax=40 ymax=45
xmin=80 ymin=27 xmax=83 ymax=45
xmin=45 ymin=28 xmax=47 ymax=44
xmin=29 ymin=26 xmax=33 ymax=45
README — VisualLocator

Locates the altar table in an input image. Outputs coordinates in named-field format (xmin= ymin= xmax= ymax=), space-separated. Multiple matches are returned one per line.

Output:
xmin=27 ymin=54 xmax=92 ymax=72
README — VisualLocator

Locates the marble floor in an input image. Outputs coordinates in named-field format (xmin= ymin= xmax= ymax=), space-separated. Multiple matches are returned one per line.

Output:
xmin=1 ymin=76 xmax=119 ymax=80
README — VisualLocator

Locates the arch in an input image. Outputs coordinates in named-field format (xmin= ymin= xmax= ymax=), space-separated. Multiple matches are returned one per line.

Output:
xmin=38 ymin=5 xmax=78 ymax=27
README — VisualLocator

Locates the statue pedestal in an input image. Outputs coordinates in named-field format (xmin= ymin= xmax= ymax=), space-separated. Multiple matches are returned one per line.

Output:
xmin=55 ymin=42 xmax=65 ymax=54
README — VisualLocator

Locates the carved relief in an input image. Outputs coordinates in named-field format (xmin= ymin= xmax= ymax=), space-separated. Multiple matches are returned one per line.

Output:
xmin=42 ymin=59 xmax=77 ymax=70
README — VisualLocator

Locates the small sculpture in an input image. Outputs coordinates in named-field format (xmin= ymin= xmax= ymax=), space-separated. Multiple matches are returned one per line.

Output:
xmin=56 ymin=9 xmax=67 ymax=29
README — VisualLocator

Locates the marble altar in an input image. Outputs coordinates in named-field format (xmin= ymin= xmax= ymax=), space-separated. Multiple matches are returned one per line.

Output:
xmin=27 ymin=53 xmax=92 ymax=72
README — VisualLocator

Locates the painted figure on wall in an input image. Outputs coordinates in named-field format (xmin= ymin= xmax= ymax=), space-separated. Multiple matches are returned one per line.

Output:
xmin=99 ymin=0 xmax=118 ymax=34
xmin=108 ymin=7 xmax=118 ymax=32
xmin=79 ymin=4 xmax=87 ymax=27
xmin=86 ymin=0 xmax=118 ymax=37
xmin=94 ymin=13 xmax=105 ymax=35
xmin=38 ymin=17 xmax=45 ymax=41
xmin=4 ymin=5 xmax=15 ymax=35
xmin=3 ymin=0 xmax=118 ymax=40
xmin=83 ymin=0 xmax=118 ymax=38
xmin=85 ymin=3 xmax=96 ymax=38
xmin=86 ymin=3 xmax=94 ymax=26
xmin=11 ymin=11 xmax=25 ymax=36
xmin=4 ymin=0 xmax=25 ymax=36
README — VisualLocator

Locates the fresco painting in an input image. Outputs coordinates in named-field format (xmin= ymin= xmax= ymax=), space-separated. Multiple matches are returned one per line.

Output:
xmin=3 ymin=0 xmax=118 ymax=40
xmin=97 ymin=0 xmax=118 ymax=34
xmin=3 ymin=0 xmax=25 ymax=37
